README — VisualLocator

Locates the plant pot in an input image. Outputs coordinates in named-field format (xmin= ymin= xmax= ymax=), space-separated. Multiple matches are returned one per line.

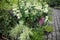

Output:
xmin=44 ymin=31 xmax=51 ymax=35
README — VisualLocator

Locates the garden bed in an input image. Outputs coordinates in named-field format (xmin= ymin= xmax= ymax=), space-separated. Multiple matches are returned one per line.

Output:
xmin=0 ymin=0 xmax=53 ymax=40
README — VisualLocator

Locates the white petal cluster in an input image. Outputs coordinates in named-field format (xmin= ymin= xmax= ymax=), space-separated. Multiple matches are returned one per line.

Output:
xmin=12 ymin=5 xmax=22 ymax=19
xmin=35 ymin=6 xmax=42 ymax=10
xmin=45 ymin=4 xmax=49 ymax=8
xmin=25 ymin=10 xmax=29 ymax=14
xmin=44 ymin=16 xmax=48 ymax=22
xmin=26 ymin=2 xmax=31 ymax=7
xmin=43 ymin=4 xmax=49 ymax=13
xmin=16 ymin=13 xmax=22 ymax=19
xmin=32 ymin=10 xmax=37 ymax=15
xmin=43 ymin=8 xmax=48 ymax=13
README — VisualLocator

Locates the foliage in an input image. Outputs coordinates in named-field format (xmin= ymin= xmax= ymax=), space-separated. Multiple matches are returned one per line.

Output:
xmin=0 ymin=10 xmax=18 ymax=38
xmin=0 ymin=0 xmax=19 ymax=38
xmin=10 ymin=0 xmax=50 ymax=40
xmin=0 ymin=0 xmax=19 ymax=10
xmin=0 ymin=0 xmax=11 ymax=10
xmin=10 ymin=22 xmax=33 ymax=40
xmin=0 ymin=0 xmax=52 ymax=40
xmin=31 ymin=27 xmax=44 ymax=40
xmin=46 ymin=0 xmax=60 ymax=7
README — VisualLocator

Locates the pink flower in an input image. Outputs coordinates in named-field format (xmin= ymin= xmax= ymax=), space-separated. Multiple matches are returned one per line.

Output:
xmin=39 ymin=17 xmax=44 ymax=26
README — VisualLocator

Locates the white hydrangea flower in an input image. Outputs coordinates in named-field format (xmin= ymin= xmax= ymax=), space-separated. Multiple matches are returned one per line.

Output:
xmin=16 ymin=13 xmax=22 ymax=19
xmin=25 ymin=10 xmax=29 ymax=17
xmin=12 ymin=8 xmax=17 ymax=10
xmin=13 ymin=11 xmax=16 ymax=14
xmin=43 ymin=8 xmax=48 ymax=13
xmin=25 ymin=10 xmax=29 ymax=14
xmin=26 ymin=2 xmax=31 ymax=7
xmin=32 ymin=11 xmax=37 ymax=15
xmin=16 ymin=10 xmax=20 ymax=13
xmin=45 ymin=4 xmax=49 ymax=8
xmin=32 ymin=13 xmax=36 ymax=15
xmin=45 ymin=16 xmax=48 ymax=22
xmin=16 ymin=14 xmax=20 ymax=19
xmin=35 ymin=6 xmax=42 ymax=10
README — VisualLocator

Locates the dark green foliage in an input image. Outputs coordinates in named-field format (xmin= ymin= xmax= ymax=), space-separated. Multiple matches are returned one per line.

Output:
xmin=0 ymin=10 xmax=18 ymax=39
xmin=46 ymin=0 xmax=60 ymax=7
xmin=0 ymin=0 xmax=19 ymax=38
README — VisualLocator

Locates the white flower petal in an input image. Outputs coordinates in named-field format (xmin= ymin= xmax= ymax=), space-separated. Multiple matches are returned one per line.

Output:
xmin=35 ymin=6 xmax=42 ymax=10
xmin=43 ymin=8 xmax=48 ymax=13
xmin=45 ymin=16 xmax=48 ymax=22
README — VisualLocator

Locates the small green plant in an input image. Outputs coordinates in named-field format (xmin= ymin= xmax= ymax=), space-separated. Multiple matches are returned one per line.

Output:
xmin=44 ymin=25 xmax=53 ymax=33
xmin=31 ymin=27 xmax=44 ymax=40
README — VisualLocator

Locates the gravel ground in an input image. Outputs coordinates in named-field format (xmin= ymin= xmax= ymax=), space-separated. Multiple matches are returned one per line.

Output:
xmin=44 ymin=8 xmax=60 ymax=40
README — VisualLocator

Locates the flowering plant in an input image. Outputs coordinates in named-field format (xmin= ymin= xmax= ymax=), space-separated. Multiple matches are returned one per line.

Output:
xmin=10 ymin=0 xmax=51 ymax=40
xmin=12 ymin=0 xmax=49 ymax=26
